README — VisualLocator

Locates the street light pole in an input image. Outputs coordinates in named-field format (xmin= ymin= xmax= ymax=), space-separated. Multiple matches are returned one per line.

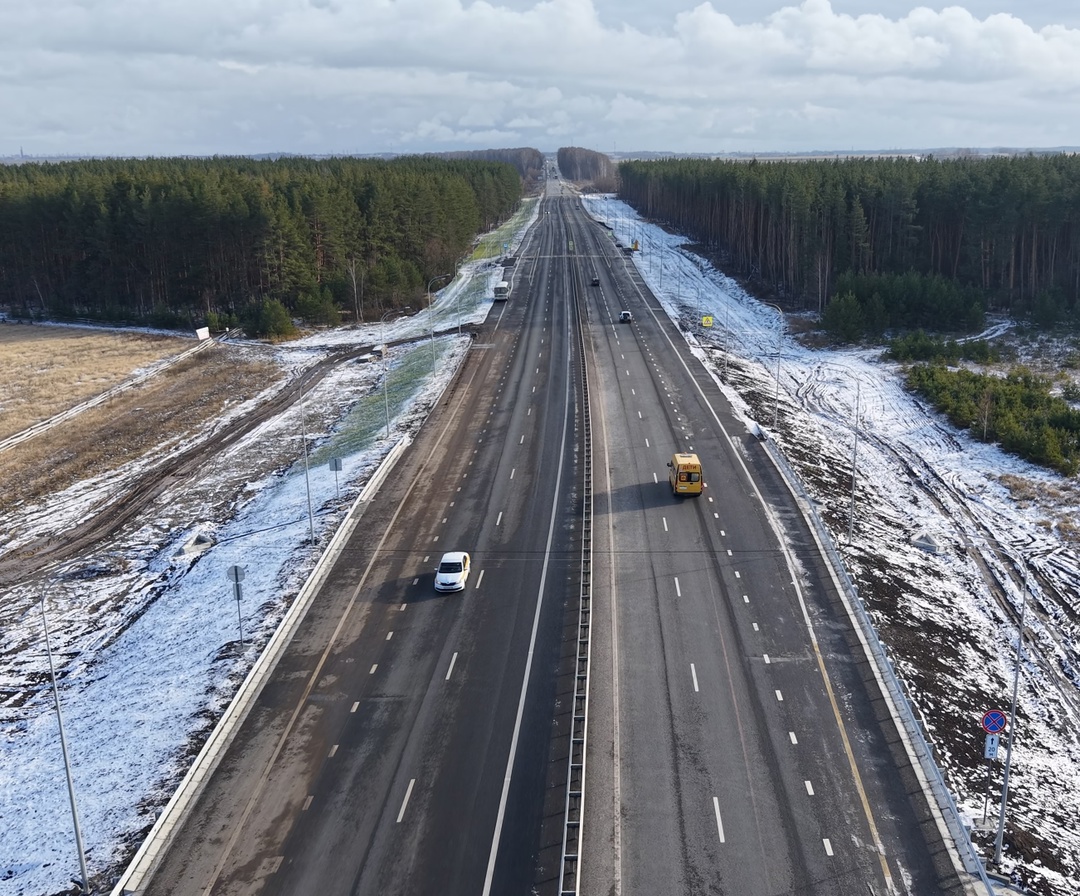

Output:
xmin=380 ymin=310 xmax=395 ymax=439
xmin=764 ymin=302 xmax=783 ymax=431
xmin=994 ymin=578 xmax=1029 ymax=866
xmin=426 ymin=274 xmax=451 ymax=375
xmin=298 ymin=378 xmax=315 ymax=544
xmin=848 ymin=379 xmax=861 ymax=544
xmin=40 ymin=589 xmax=91 ymax=895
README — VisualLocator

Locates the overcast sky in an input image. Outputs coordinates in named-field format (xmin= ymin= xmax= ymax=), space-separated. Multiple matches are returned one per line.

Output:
xmin=3 ymin=0 xmax=1079 ymax=158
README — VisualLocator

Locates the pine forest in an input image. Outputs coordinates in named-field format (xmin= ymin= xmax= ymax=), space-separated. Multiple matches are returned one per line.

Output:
xmin=618 ymin=154 xmax=1080 ymax=334
xmin=0 ymin=155 xmax=523 ymax=334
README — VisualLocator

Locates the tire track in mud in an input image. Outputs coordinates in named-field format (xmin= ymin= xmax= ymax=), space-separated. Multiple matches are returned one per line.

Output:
xmin=863 ymin=425 xmax=1080 ymax=728
xmin=776 ymin=356 xmax=1079 ymax=724
xmin=0 ymin=332 xmax=463 ymax=589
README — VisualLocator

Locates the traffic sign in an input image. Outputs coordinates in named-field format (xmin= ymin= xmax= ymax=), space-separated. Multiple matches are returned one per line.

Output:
xmin=982 ymin=709 xmax=1008 ymax=734
xmin=702 ymin=315 xmax=714 ymax=328
xmin=984 ymin=733 xmax=1000 ymax=760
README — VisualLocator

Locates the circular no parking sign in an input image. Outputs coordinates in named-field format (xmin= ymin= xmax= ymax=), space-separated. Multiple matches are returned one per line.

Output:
xmin=981 ymin=709 xmax=1008 ymax=734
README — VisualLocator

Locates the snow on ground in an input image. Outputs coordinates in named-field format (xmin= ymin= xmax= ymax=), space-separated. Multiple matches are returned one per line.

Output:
xmin=4 ymin=186 xmax=1078 ymax=895
xmin=585 ymin=193 xmax=1080 ymax=895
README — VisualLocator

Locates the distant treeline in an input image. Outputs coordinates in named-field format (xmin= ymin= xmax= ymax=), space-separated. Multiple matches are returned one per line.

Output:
xmin=619 ymin=155 xmax=1080 ymax=335
xmin=439 ymin=148 xmax=545 ymax=184
xmin=558 ymin=147 xmax=618 ymax=192
xmin=0 ymin=155 xmax=522 ymax=332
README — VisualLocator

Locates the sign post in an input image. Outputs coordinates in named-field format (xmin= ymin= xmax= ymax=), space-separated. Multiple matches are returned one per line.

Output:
xmin=980 ymin=710 xmax=1008 ymax=825
xmin=227 ymin=565 xmax=245 ymax=648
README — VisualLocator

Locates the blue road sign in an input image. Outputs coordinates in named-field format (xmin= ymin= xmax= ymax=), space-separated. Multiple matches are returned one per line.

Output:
xmin=982 ymin=710 xmax=1008 ymax=734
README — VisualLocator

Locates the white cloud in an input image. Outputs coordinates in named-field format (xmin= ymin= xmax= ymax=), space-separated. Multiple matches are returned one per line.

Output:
xmin=0 ymin=0 xmax=1078 ymax=155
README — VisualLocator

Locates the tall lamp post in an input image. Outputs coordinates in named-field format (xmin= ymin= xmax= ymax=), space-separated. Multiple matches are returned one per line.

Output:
xmin=994 ymin=577 xmax=1029 ymax=867
xmin=40 ymin=585 xmax=91 ymax=895
xmin=380 ymin=309 xmax=395 ymax=439
xmin=763 ymin=302 xmax=784 ymax=431
xmin=426 ymin=274 xmax=452 ymax=375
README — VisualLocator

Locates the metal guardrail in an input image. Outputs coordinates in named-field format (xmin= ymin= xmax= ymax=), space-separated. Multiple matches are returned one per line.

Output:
xmin=762 ymin=438 xmax=996 ymax=896
xmin=559 ymin=280 xmax=595 ymax=896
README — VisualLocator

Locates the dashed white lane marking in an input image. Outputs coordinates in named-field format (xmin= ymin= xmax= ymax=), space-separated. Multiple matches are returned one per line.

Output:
xmin=743 ymin=595 xmax=750 ymax=604
xmin=823 ymin=838 xmax=834 ymax=856
xmin=496 ymin=511 xmax=503 ymax=526
xmin=396 ymin=778 xmax=416 ymax=823
xmin=752 ymin=622 xmax=759 ymax=632
xmin=662 ymin=517 xmax=668 ymax=532
xmin=351 ymin=702 xmax=359 ymax=713
xmin=775 ymin=690 xmax=784 ymax=702
xmin=412 ymin=578 xmax=419 ymax=585
xmin=369 ymin=664 xmax=378 ymax=674
xmin=638 ymin=411 xmax=643 ymax=419
xmin=734 ymin=570 xmax=740 ymax=579
xmin=674 ymin=577 xmax=682 ymax=597
xmin=691 ymin=664 xmax=699 ymax=692
xmin=520 ymin=435 xmax=525 ymax=444
xmin=653 ymin=472 xmax=658 ymax=483
xmin=789 ymin=731 xmax=798 ymax=745
xmin=763 ymin=653 xmax=771 ymax=664
xmin=303 ymin=795 xmax=313 ymax=811
xmin=386 ymin=631 xmax=393 ymax=641
xmin=329 ymin=744 xmax=338 ymax=757
xmin=727 ymin=549 xmax=732 ymax=556
xmin=805 ymin=780 xmax=815 ymax=796
xmin=645 ymin=438 xmax=650 ymax=447
xmin=400 ymin=603 xmax=407 ymax=611
xmin=713 ymin=797 xmax=726 ymax=843
xmin=446 ymin=652 xmax=459 ymax=681
xmin=475 ymin=569 xmax=484 ymax=589
xmin=510 ymin=468 xmax=516 ymax=479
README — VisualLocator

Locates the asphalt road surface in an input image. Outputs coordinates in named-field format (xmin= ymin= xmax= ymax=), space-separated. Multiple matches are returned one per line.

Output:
xmin=145 ymin=180 xmax=967 ymax=896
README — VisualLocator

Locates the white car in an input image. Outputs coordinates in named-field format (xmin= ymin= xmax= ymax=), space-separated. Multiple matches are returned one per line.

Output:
xmin=434 ymin=551 xmax=471 ymax=592
xmin=619 ymin=310 xmax=633 ymax=323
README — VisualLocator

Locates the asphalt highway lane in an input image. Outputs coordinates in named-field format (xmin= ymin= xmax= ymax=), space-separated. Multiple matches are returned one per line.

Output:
xmin=145 ymin=183 xmax=965 ymax=896
xmin=571 ymin=198 xmax=965 ymax=896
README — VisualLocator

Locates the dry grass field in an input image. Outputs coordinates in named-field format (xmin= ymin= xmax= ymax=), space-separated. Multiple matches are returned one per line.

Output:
xmin=0 ymin=325 xmax=192 ymax=440
xmin=0 ymin=340 xmax=281 ymax=517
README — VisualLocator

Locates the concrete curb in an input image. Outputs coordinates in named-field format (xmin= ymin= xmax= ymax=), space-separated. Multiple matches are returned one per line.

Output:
xmin=110 ymin=438 xmax=409 ymax=896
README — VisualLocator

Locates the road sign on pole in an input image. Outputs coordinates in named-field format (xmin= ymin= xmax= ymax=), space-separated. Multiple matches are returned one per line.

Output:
xmin=227 ymin=566 xmax=245 ymax=647
xmin=982 ymin=709 xmax=1008 ymax=734
xmin=984 ymin=733 xmax=1000 ymax=760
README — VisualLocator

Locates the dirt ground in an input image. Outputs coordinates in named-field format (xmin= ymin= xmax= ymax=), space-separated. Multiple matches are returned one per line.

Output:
xmin=0 ymin=324 xmax=193 ymax=440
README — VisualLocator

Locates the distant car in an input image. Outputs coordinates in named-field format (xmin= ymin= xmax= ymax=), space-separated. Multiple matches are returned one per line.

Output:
xmin=619 ymin=311 xmax=633 ymax=323
xmin=434 ymin=551 xmax=471 ymax=592
xmin=591 ymin=276 xmax=600 ymax=286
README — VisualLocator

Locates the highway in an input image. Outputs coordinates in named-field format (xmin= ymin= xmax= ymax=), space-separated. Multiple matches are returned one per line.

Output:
xmin=144 ymin=178 xmax=967 ymax=896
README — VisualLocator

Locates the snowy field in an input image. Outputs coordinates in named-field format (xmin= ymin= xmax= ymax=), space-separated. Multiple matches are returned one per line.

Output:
xmin=3 ymin=188 xmax=1078 ymax=895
